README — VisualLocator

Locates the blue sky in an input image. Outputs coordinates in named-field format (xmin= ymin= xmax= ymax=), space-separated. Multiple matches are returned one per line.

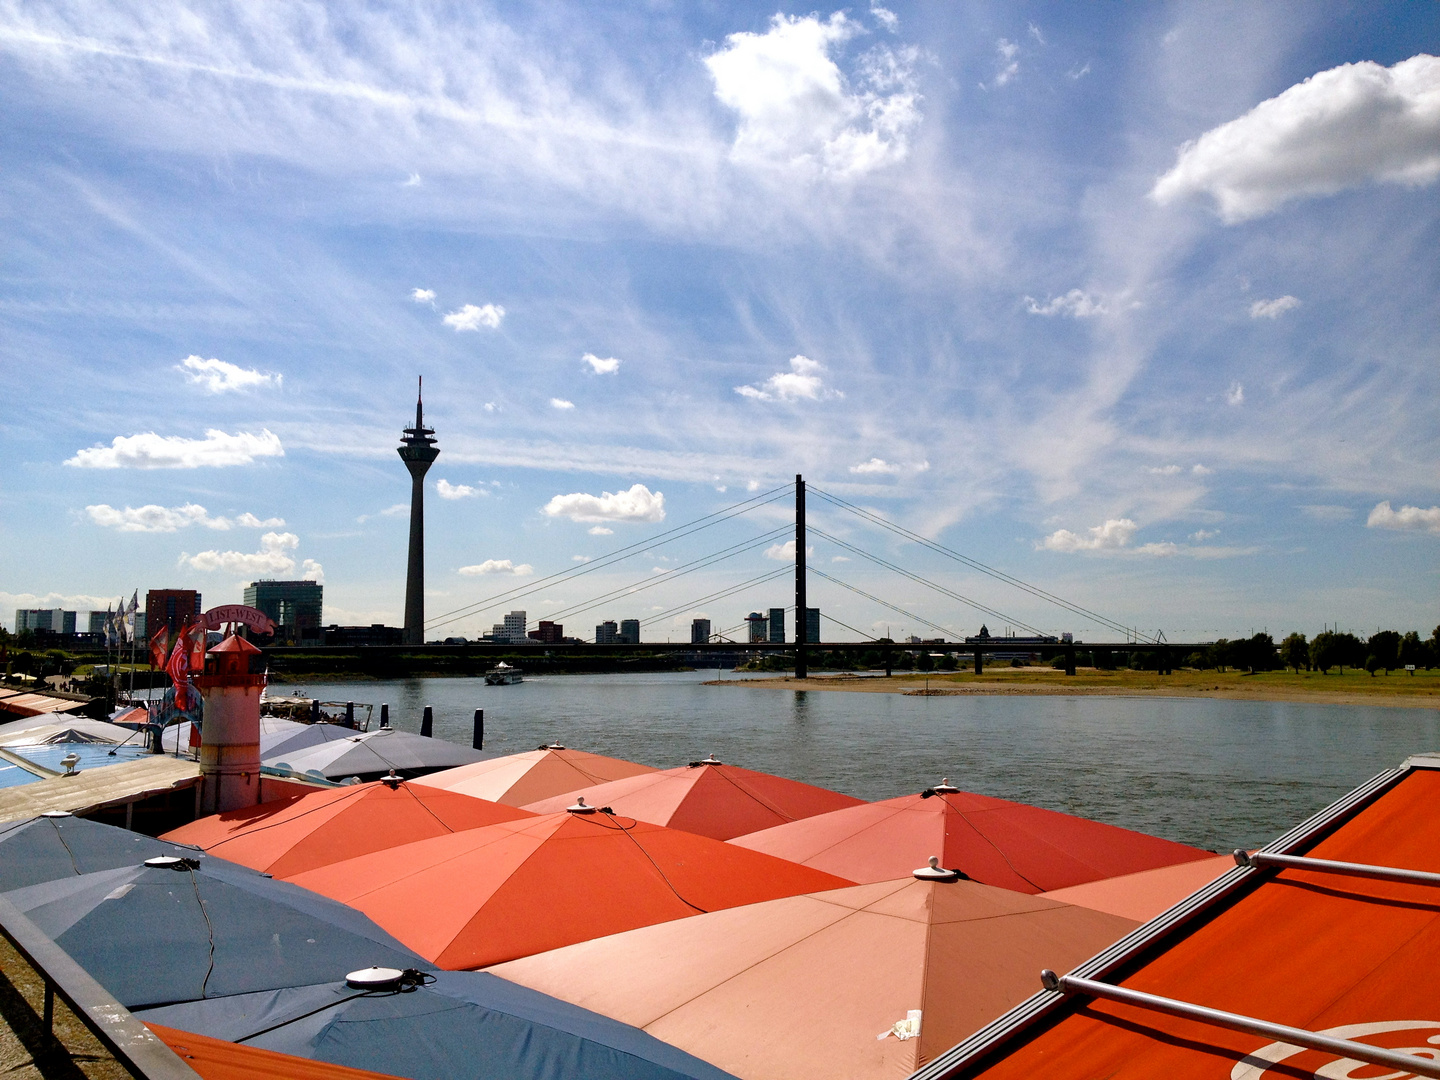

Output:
xmin=2 ymin=2 xmax=1438 ymax=643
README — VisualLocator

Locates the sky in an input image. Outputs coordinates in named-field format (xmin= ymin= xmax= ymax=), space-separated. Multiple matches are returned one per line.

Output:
xmin=2 ymin=1 xmax=1438 ymax=644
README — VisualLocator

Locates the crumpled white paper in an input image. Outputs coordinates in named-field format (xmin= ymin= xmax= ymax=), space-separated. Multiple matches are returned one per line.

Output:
xmin=878 ymin=1010 xmax=922 ymax=1041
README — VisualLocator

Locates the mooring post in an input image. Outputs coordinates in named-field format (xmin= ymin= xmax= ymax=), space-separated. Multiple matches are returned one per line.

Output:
xmin=795 ymin=473 xmax=807 ymax=680
xmin=379 ymin=702 xmax=389 ymax=729
xmin=345 ymin=701 xmax=355 ymax=729
xmin=310 ymin=698 xmax=321 ymax=724
xmin=420 ymin=705 xmax=433 ymax=738
xmin=473 ymin=709 xmax=484 ymax=750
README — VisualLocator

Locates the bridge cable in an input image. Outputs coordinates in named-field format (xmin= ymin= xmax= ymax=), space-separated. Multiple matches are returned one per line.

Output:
xmin=808 ymin=567 xmax=964 ymax=641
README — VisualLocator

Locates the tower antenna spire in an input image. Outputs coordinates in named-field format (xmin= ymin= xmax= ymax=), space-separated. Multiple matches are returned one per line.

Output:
xmin=417 ymin=375 xmax=423 ymax=429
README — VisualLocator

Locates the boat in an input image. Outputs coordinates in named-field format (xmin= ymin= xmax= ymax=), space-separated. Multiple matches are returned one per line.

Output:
xmin=485 ymin=662 xmax=524 ymax=686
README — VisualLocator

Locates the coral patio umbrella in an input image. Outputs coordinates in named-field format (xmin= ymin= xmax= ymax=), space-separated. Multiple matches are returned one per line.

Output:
xmin=147 ymin=1025 xmax=401 ymax=1080
xmin=490 ymin=873 xmax=1139 ymax=1080
xmin=731 ymin=782 xmax=1213 ymax=893
xmin=163 ymin=777 xmax=534 ymax=878
xmin=141 ymin=971 xmax=740 ymax=1080
xmin=521 ymin=757 xmax=864 ymax=840
xmin=287 ymin=808 xmax=854 ymax=969
xmin=414 ymin=745 xmax=656 ymax=806
xmin=1038 ymin=852 xmax=1237 ymax=922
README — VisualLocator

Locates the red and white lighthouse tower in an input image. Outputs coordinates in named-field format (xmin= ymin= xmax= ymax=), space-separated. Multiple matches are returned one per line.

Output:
xmin=194 ymin=634 xmax=265 ymax=814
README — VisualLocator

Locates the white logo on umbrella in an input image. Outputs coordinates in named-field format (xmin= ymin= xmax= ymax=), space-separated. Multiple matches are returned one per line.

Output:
xmin=1232 ymin=1021 xmax=1440 ymax=1079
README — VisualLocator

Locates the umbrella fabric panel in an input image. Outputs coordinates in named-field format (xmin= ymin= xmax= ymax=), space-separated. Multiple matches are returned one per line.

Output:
xmin=491 ymin=876 xmax=1139 ymax=1080
xmin=522 ymin=763 xmax=865 ymax=841
xmin=415 ymin=748 xmax=657 ymax=807
xmin=146 ymin=1024 xmax=401 ymax=1080
xmin=5 ymin=857 xmax=424 ymax=1009
xmin=1038 ymin=853 xmax=1237 ymax=922
xmin=967 ymin=767 xmax=1440 ymax=1080
xmin=162 ymin=780 xmax=533 ymax=877
xmin=732 ymin=791 xmax=1212 ymax=893
xmin=270 ymin=729 xmax=490 ymax=780
xmin=141 ymin=974 xmax=740 ymax=1080
xmin=288 ymin=811 xmax=854 ymax=969
xmin=263 ymin=722 xmax=356 ymax=760
xmin=0 ymin=815 xmax=203 ymax=891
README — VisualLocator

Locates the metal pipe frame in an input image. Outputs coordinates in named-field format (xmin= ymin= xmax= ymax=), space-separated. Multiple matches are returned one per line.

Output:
xmin=1041 ymin=971 xmax=1440 ymax=1080
xmin=0 ymin=895 xmax=200 ymax=1079
xmin=1237 ymin=848 xmax=1440 ymax=887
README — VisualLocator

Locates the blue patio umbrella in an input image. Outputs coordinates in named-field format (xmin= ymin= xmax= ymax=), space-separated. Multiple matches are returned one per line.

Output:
xmin=3 ymin=854 xmax=423 ymax=1009
xmin=0 ymin=813 xmax=203 ymax=891
xmin=137 ymin=970 xmax=739 ymax=1080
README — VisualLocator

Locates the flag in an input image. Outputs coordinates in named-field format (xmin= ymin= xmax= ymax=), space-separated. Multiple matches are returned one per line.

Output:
xmin=149 ymin=627 xmax=171 ymax=671
xmin=167 ymin=622 xmax=193 ymax=711
xmin=123 ymin=591 xmax=138 ymax=643
xmin=104 ymin=605 xmax=118 ymax=650
xmin=186 ymin=620 xmax=208 ymax=670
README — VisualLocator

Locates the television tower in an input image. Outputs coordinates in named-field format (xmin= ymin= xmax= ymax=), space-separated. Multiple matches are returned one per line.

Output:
xmin=398 ymin=377 xmax=439 ymax=645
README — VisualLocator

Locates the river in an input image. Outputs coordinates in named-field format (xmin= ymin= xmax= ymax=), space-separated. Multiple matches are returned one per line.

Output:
xmin=290 ymin=670 xmax=1439 ymax=852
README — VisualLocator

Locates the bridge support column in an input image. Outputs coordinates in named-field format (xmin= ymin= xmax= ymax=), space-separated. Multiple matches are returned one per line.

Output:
xmin=974 ymin=649 xmax=983 ymax=675
xmin=1065 ymin=646 xmax=1076 ymax=676
xmin=794 ymin=474 xmax=807 ymax=680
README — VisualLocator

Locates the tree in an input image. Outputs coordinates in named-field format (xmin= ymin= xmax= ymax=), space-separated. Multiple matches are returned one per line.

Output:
xmin=1281 ymin=633 xmax=1309 ymax=673
xmin=916 ymin=650 xmax=935 ymax=672
xmin=1398 ymin=631 xmax=1424 ymax=673
xmin=1235 ymin=633 xmax=1277 ymax=672
xmin=1365 ymin=653 xmax=1380 ymax=677
xmin=1310 ymin=632 xmax=1339 ymax=674
xmin=1368 ymin=631 xmax=1401 ymax=674
xmin=1207 ymin=639 xmax=1233 ymax=672
xmin=938 ymin=653 xmax=957 ymax=671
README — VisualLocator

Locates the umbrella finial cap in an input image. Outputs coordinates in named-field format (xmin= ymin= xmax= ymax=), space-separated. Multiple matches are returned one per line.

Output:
xmin=931 ymin=778 xmax=959 ymax=794
xmin=567 ymin=796 xmax=597 ymax=814
xmin=382 ymin=769 xmax=402 ymax=789
xmin=913 ymin=855 xmax=962 ymax=882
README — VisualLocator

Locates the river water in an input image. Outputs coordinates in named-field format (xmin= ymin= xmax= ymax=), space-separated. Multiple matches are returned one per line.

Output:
xmin=291 ymin=671 xmax=1439 ymax=852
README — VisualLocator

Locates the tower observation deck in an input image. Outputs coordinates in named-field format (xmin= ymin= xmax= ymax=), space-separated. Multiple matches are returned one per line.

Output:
xmin=398 ymin=378 xmax=439 ymax=645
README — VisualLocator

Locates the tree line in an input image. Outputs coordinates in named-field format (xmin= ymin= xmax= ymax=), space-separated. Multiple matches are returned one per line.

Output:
xmin=1190 ymin=627 xmax=1440 ymax=676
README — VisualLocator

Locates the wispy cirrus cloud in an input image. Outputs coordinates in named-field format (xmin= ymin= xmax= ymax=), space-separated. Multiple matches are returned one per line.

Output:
xmin=65 ymin=429 xmax=284 ymax=469
xmin=177 ymin=355 xmax=280 ymax=392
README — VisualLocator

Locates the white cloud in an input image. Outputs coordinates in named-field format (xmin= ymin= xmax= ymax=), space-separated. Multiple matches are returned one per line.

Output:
xmin=302 ymin=559 xmax=325 ymax=583
xmin=403 ymin=173 xmax=421 ymax=187
xmin=572 ymin=555 xmax=592 ymax=563
xmin=65 ymin=429 xmax=284 ymax=469
xmin=582 ymin=353 xmax=621 ymax=375
xmin=870 ymin=4 xmax=898 ymax=32
xmin=1024 ymin=289 xmax=1106 ymax=317
xmin=1250 ymin=295 xmax=1301 ymax=319
xmin=458 ymin=559 xmax=535 ymax=576
xmin=704 ymin=12 xmax=920 ymax=176
xmin=182 ymin=531 xmax=299 ymax=575
xmin=831 ymin=555 xmax=850 ymax=562
xmin=1067 ymin=62 xmax=1091 ymax=80
xmin=177 ymin=355 xmax=280 ymax=393
xmin=436 ymin=479 xmax=484 ymax=499
xmin=1039 ymin=518 xmax=1138 ymax=552
xmin=483 ymin=402 xmax=498 ymax=412
xmin=1367 ymin=501 xmax=1440 ymax=534
xmin=990 ymin=39 xmax=1020 ymax=88
xmin=1192 ymin=464 xmax=1213 ymax=476
xmin=411 ymin=287 xmax=435 ymax=304
xmin=443 ymin=303 xmax=505 ymax=331
xmin=850 ymin=457 xmax=899 ymax=475
xmin=1227 ymin=382 xmax=1245 ymax=406
xmin=1027 ymin=23 xmax=1045 ymax=46
xmin=736 ymin=355 xmax=840 ymax=403
xmin=765 ymin=540 xmax=814 ymax=561
xmin=543 ymin=483 xmax=666 ymax=524
xmin=85 ymin=503 xmax=282 ymax=532
xmin=1152 ymin=54 xmax=1440 ymax=222
xmin=588 ymin=526 xmax=613 ymax=536
xmin=1147 ymin=465 xmax=1183 ymax=476
xmin=550 ymin=398 xmax=575 ymax=410
xmin=1190 ymin=529 xmax=1220 ymax=542
xmin=380 ymin=503 xmax=408 ymax=517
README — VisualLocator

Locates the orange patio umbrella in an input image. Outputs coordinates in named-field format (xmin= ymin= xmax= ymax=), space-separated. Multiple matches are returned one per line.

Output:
xmin=490 ymin=873 xmax=1139 ymax=1080
xmin=731 ymin=781 xmax=1213 ymax=893
xmin=287 ymin=808 xmax=854 ymax=969
xmin=147 ymin=1024 xmax=400 ymax=1080
xmin=1039 ymin=852 xmax=1237 ymax=922
xmin=162 ymin=777 xmax=533 ymax=878
xmin=919 ymin=759 xmax=1440 ymax=1080
xmin=414 ymin=744 xmax=656 ymax=806
xmin=521 ymin=757 xmax=865 ymax=840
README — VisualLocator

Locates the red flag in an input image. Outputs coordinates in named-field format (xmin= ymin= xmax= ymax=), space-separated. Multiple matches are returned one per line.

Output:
xmin=186 ymin=620 xmax=208 ymax=670
xmin=149 ymin=627 xmax=171 ymax=671
xmin=167 ymin=622 xmax=192 ymax=711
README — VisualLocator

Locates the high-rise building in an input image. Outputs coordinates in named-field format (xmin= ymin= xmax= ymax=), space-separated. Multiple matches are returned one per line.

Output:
xmin=619 ymin=619 xmax=640 ymax=645
xmin=16 ymin=610 xmax=76 ymax=634
xmin=805 ymin=608 xmax=820 ymax=645
xmin=595 ymin=620 xmax=619 ymax=644
xmin=134 ymin=611 xmax=146 ymax=643
xmin=146 ymin=590 xmax=202 ymax=640
xmin=529 ymin=621 xmax=563 ymax=644
xmin=746 ymin=612 xmax=768 ymax=643
xmin=88 ymin=611 xmax=107 ymax=634
xmin=768 ymin=607 xmax=786 ymax=644
xmin=691 ymin=618 xmax=712 ymax=644
xmin=243 ymin=580 xmax=324 ymax=644
xmin=397 ymin=379 xmax=439 ymax=646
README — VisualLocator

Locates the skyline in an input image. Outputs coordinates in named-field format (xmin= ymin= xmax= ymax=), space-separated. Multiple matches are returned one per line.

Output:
xmin=3 ymin=3 xmax=1438 ymax=642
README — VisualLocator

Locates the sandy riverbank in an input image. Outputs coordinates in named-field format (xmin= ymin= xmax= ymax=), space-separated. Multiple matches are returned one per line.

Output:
xmin=704 ymin=668 xmax=1440 ymax=709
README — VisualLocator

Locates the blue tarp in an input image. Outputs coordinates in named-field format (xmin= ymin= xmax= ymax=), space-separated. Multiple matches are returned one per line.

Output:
xmin=0 ymin=815 xmax=203 ymax=891
xmin=138 ymin=971 xmax=738 ymax=1080
xmin=4 ymin=854 xmax=423 ymax=1008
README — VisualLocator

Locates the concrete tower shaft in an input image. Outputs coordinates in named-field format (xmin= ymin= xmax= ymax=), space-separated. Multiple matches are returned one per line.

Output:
xmin=398 ymin=378 xmax=439 ymax=646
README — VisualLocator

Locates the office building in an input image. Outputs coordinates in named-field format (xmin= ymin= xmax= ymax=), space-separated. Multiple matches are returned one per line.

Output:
xmin=134 ymin=612 xmax=146 ymax=642
xmin=595 ymin=620 xmax=619 ymax=644
xmin=324 ymin=624 xmax=404 ymax=647
xmin=87 ymin=611 xmax=107 ymax=634
xmin=397 ymin=380 xmax=440 ymax=646
xmin=619 ymin=619 xmax=641 ymax=645
xmin=691 ymin=618 xmax=712 ymax=644
xmin=529 ymin=621 xmax=564 ymax=644
xmin=16 ymin=610 xmax=77 ymax=634
xmin=244 ymin=580 xmax=324 ymax=644
xmin=146 ymin=590 xmax=202 ymax=641
xmin=768 ymin=607 xmax=786 ymax=644
xmin=805 ymin=607 xmax=820 ymax=644
xmin=746 ymin=612 xmax=768 ymax=643
xmin=486 ymin=610 xmax=529 ymax=645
